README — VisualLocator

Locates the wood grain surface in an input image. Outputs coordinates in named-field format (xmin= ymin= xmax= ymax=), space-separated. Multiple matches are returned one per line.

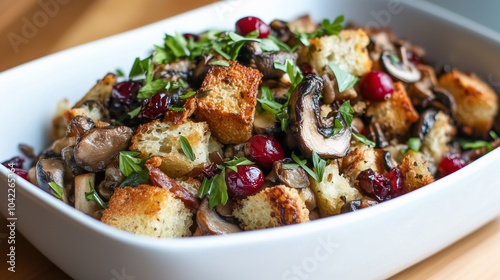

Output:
xmin=1 ymin=0 xmax=499 ymax=279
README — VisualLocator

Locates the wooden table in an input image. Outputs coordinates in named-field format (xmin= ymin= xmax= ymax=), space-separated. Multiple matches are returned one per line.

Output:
xmin=1 ymin=0 xmax=499 ymax=279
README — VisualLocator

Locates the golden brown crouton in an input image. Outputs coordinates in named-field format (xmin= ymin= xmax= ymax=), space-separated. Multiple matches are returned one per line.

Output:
xmin=421 ymin=111 xmax=457 ymax=168
xmin=63 ymin=101 xmax=108 ymax=125
xmin=366 ymin=82 xmax=419 ymax=137
xmin=398 ymin=155 xmax=434 ymax=193
xmin=196 ymin=61 xmax=262 ymax=144
xmin=298 ymin=29 xmax=372 ymax=76
xmin=310 ymin=162 xmax=362 ymax=217
xmin=438 ymin=69 xmax=499 ymax=137
xmin=233 ymin=185 xmax=309 ymax=231
xmin=341 ymin=144 xmax=390 ymax=186
xmin=130 ymin=119 xmax=211 ymax=178
xmin=101 ymin=185 xmax=193 ymax=238
xmin=74 ymin=73 xmax=117 ymax=108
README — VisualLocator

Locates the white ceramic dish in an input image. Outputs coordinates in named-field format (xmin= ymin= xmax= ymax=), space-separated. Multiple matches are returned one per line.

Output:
xmin=1 ymin=0 xmax=500 ymax=279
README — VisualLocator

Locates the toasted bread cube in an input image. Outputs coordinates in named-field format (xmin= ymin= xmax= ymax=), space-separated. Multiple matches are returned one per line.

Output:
xmin=341 ymin=144 xmax=390 ymax=186
xmin=438 ymin=69 xmax=499 ymax=137
xmin=233 ymin=185 xmax=309 ymax=231
xmin=421 ymin=111 xmax=457 ymax=168
xmin=74 ymin=73 xmax=117 ymax=108
xmin=310 ymin=162 xmax=362 ymax=217
xmin=366 ymin=82 xmax=419 ymax=137
xmin=130 ymin=119 xmax=211 ymax=178
xmin=398 ymin=155 xmax=435 ymax=193
xmin=299 ymin=29 xmax=372 ymax=76
xmin=101 ymin=185 xmax=193 ymax=238
xmin=196 ymin=61 xmax=262 ymax=144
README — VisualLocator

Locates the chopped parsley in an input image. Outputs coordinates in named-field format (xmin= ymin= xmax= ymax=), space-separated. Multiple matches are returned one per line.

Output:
xmin=406 ymin=137 xmax=422 ymax=152
xmin=118 ymin=151 xmax=150 ymax=187
xmin=48 ymin=182 xmax=63 ymax=199
xmin=85 ymin=180 xmax=108 ymax=209
xmin=335 ymin=101 xmax=375 ymax=148
xmin=291 ymin=152 xmax=326 ymax=182
xmin=327 ymin=62 xmax=359 ymax=92
xmin=297 ymin=15 xmax=345 ymax=46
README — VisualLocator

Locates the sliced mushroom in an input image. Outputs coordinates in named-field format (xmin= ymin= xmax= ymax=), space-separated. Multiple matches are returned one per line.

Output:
xmin=215 ymin=199 xmax=238 ymax=224
xmin=36 ymin=158 xmax=72 ymax=203
xmin=380 ymin=49 xmax=421 ymax=83
xmin=253 ymin=111 xmax=279 ymax=135
xmin=74 ymin=125 xmax=133 ymax=172
xmin=422 ymin=87 xmax=457 ymax=119
xmin=241 ymin=41 xmax=298 ymax=80
xmin=412 ymin=108 xmax=438 ymax=140
xmin=67 ymin=116 xmax=95 ymax=138
xmin=61 ymin=145 xmax=85 ymax=175
xmin=74 ymin=173 xmax=102 ymax=219
xmin=97 ymin=160 xmax=124 ymax=200
xmin=299 ymin=187 xmax=317 ymax=211
xmin=340 ymin=197 xmax=378 ymax=213
xmin=273 ymin=159 xmax=310 ymax=189
xmin=196 ymin=198 xmax=241 ymax=235
xmin=154 ymin=58 xmax=194 ymax=81
xmin=366 ymin=122 xmax=389 ymax=148
xmin=288 ymin=74 xmax=351 ymax=158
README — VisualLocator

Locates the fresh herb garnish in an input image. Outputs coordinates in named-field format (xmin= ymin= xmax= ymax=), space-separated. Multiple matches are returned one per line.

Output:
xmin=406 ymin=137 xmax=422 ymax=152
xmin=119 ymin=151 xmax=150 ymax=187
xmin=296 ymin=15 xmax=344 ymax=46
xmin=129 ymin=56 xmax=151 ymax=78
xmin=127 ymin=106 xmax=141 ymax=119
xmin=85 ymin=180 xmax=108 ymax=209
xmin=115 ymin=68 xmax=125 ymax=77
xmin=327 ymin=62 xmax=359 ymax=92
xmin=48 ymin=182 xmax=63 ymax=199
xmin=198 ymin=157 xmax=254 ymax=209
xmin=209 ymin=60 xmax=231 ymax=67
xmin=179 ymin=91 xmax=197 ymax=99
xmin=334 ymin=101 xmax=375 ymax=148
xmin=291 ymin=152 xmax=326 ymax=182
xmin=180 ymin=135 xmax=196 ymax=161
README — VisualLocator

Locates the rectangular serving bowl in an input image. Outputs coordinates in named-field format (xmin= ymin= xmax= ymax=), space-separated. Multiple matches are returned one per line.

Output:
xmin=1 ymin=0 xmax=500 ymax=279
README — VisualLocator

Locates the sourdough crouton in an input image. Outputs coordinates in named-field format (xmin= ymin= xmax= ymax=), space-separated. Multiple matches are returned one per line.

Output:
xmin=299 ymin=29 xmax=372 ymax=76
xmin=63 ymin=101 xmax=108 ymax=124
xmin=196 ymin=61 xmax=262 ymax=144
xmin=438 ymin=69 xmax=499 ymax=137
xmin=233 ymin=185 xmax=309 ymax=231
xmin=420 ymin=111 xmax=456 ymax=167
xmin=101 ymin=185 xmax=193 ymax=238
xmin=341 ymin=144 xmax=390 ymax=186
xmin=366 ymin=82 xmax=419 ymax=137
xmin=398 ymin=155 xmax=434 ymax=193
xmin=130 ymin=119 xmax=211 ymax=178
xmin=310 ymin=162 xmax=362 ymax=217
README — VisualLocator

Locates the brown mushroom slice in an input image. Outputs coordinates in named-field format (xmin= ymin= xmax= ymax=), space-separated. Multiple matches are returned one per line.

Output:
xmin=74 ymin=126 xmax=133 ymax=172
xmin=36 ymin=158 xmax=71 ymax=203
xmin=196 ymin=198 xmax=241 ymax=235
xmin=274 ymin=160 xmax=310 ymax=189
xmin=74 ymin=173 xmax=102 ymax=219
xmin=249 ymin=51 xmax=298 ymax=80
xmin=422 ymin=87 xmax=457 ymax=119
xmin=412 ymin=108 xmax=438 ymax=140
xmin=380 ymin=50 xmax=421 ymax=83
xmin=253 ymin=111 xmax=279 ymax=135
xmin=288 ymin=74 xmax=351 ymax=158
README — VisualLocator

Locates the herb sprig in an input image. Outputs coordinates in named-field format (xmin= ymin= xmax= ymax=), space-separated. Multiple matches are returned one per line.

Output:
xmin=297 ymin=15 xmax=345 ymax=46
xmin=290 ymin=151 xmax=326 ymax=182
xmin=85 ymin=180 xmax=108 ymax=209
xmin=48 ymin=182 xmax=63 ymax=200
xmin=119 ymin=151 xmax=150 ymax=187
xmin=336 ymin=101 xmax=375 ymax=148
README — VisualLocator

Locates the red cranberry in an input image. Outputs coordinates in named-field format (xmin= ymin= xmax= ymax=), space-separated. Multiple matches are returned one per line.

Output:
xmin=137 ymin=92 xmax=172 ymax=122
xmin=13 ymin=169 xmax=28 ymax=180
xmin=356 ymin=168 xmax=403 ymax=202
xmin=2 ymin=156 xmax=25 ymax=169
xmin=358 ymin=71 xmax=394 ymax=101
xmin=225 ymin=165 xmax=264 ymax=197
xmin=235 ymin=16 xmax=270 ymax=38
xmin=109 ymin=81 xmax=142 ymax=122
xmin=299 ymin=63 xmax=316 ymax=76
xmin=183 ymin=33 xmax=200 ymax=42
xmin=438 ymin=153 xmax=465 ymax=177
xmin=245 ymin=135 xmax=284 ymax=169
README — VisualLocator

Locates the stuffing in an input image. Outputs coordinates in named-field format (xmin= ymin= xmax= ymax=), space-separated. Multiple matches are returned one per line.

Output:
xmin=398 ymin=155 xmax=435 ymax=193
xmin=420 ymin=111 xmax=457 ymax=167
xmin=438 ymin=69 xmax=498 ymax=137
xmin=233 ymin=185 xmax=309 ymax=231
xmin=310 ymin=161 xmax=363 ymax=217
xmin=298 ymin=29 xmax=372 ymax=76
xmin=130 ymin=119 xmax=211 ymax=178
xmin=196 ymin=60 xmax=263 ymax=144
xmin=101 ymin=185 xmax=193 ymax=238
xmin=341 ymin=144 xmax=391 ymax=186
xmin=366 ymin=81 xmax=419 ymax=137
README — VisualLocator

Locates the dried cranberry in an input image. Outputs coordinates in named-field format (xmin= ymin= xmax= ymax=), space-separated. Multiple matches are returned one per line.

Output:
xmin=438 ymin=153 xmax=465 ymax=177
xmin=225 ymin=165 xmax=264 ymax=197
xmin=358 ymin=71 xmax=394 ymax=101
xmin=183 ymin=33 xmax=200 ymax=42
xmin=109 ymin=81 xmax=142 ymax=120
xmin=13 ymin=169 xmax=28 ymax=180
xmin=245 ymin=135 xmax=284 ymax=169
xmin=235 ymin=16 xmax=270 ymax=38
xmin=137 ymin=92 xmax=172 ymax=122
xmin=299 ymin=63 xmax=316 ymax=76
xmin=2 ymin=156 xmax=25 ymax=169
xmin=356 ymin=168 xmax=403 ymax=202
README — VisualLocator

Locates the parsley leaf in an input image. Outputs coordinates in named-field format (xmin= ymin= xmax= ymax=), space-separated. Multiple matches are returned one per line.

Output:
xmin=338 ymin=100 xmax=354 ymax=126
xmin=129 ymin=57 xmax=151 ymax=78
xmin=179 ymin=91 xmax=197 ymax=99
xmin=48 ymin=182 xmax=63 ymax=199
xmin=119 ymin=151 xmax=146 ymax=177
xmin=180 ymin=135 xmax=196 ymax=161
xmin=327 ymin=62 xmax=359 ymax=92
xmin=296 ymin=15 xmax=344 ymax=46
xmin=119 ymin=170 xmax=149 ymax=187
xmin=353 ymin=133 xmax=376 ymax=148
xmin=209 ymin=60 xmax=230 ymax=67
xmin=334 ymin=101 xmax=376 ymax=148
xmin=406 ymin=137 xmax=422 ymax=152
xmin=137 ymin=79 xmax=169 ymax=99
xmin=291 ymin=152 xmax=325 ymax=182
xmin=85 ymin=180 xmax=108 ymax=209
